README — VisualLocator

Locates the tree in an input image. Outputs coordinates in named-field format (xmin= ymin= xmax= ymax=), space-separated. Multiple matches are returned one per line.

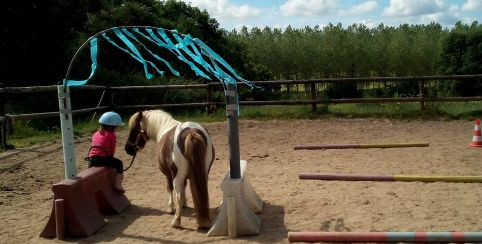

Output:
xmin=0 ymin=0 xmax=90 ymax=86
xmin=439 ymin=21 xmax=482 ymax=96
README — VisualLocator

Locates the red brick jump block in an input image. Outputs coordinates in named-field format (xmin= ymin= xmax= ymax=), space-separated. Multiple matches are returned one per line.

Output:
xmin=40 ymin=166 xmax=130 ymax=239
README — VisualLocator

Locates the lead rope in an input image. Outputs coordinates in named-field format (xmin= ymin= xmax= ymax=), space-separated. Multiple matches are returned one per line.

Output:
xmin=86 ymin=145 xmax=136 ymax=172
xmin=123 ymin=154 xmax=136 ymax=172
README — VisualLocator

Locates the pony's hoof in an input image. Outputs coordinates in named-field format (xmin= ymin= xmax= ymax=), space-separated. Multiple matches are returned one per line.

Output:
xmin=167 ymin=207 xmax=174 ymax=214
xmin=171 ymin=219 xmax=181 ymax=228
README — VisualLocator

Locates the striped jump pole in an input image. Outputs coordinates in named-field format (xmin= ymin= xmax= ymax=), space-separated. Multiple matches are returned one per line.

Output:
xmin=299 ymin=173 xmax=482 ymax=183
xmin=288 ymin=231 xmax=482 ymax=243
xmin=293 ymin=142 xmax=429 ymax=150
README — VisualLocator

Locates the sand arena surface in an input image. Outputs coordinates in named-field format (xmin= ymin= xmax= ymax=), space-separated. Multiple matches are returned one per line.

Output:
xmin=1 ymin=118 xmax=482 ymax=243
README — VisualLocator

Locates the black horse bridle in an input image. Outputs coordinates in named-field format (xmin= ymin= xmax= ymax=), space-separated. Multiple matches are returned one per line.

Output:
xmin=124 ymin=111 xmax=150 ymax=172
xmin=123 ymin=121 xmax=148 ymax=171
xmin=125 ymin=128 xmax=149 ymax=153
xmin=125 ymin=111 xmax=149 ymax=156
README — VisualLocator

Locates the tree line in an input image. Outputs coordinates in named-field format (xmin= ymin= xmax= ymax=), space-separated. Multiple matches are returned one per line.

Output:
xmin=1 ymin=0 xmax=481 ymax=104
xmin=226 ymin=21 xmax=481 ymax=96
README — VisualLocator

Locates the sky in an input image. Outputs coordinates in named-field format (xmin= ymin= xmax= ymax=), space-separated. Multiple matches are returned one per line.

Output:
xmin=178 ymin=0 xmax=482 ymax=30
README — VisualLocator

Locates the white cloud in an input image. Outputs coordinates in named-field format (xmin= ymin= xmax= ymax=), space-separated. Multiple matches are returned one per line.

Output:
xmin=359 ymin=19 xmax=377 ymax=28
xmin=339 ymin=0 xmax=378 ymax=16
xmin=420 ymin=11 xmax=458 ymax=25
xmin=183 ymin=0 xmax=480 ymax=31
xmin=384 ymin=0 xmax=445 ymax=17
xmin=181 ymin=0 xmax=261 ymax=19
xmin=380 ymin=0 xmax=469 ymax=26
xmin=280 ymin=0 xmax=340 ymax=16
xmin=352 ymin=0 xmax=378 ymax=13
xmin=462 ymin=0 xmax=482 ymax=11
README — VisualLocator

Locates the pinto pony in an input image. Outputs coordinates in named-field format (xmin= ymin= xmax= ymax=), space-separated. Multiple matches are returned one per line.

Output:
xmin=124 ymin=110 xmax=215 ymax=228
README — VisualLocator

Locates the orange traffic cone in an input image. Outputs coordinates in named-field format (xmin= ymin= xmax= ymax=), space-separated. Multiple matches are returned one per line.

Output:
xmin=469 ymin=119 xmax=482 ymax=148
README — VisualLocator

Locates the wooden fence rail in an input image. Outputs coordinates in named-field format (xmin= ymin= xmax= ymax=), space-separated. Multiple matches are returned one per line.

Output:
xmin=1 ymin=74 xmax=482 ymax=148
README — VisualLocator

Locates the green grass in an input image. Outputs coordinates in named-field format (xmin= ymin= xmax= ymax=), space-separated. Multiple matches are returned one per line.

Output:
xmin=4 ymin=101 xmax=482 ymax=150
xmin=237 ymin=101 xmax=482 ymax=120
xmin=435 ymin=102 xmax=482 ymax=119
xmin=7 ymin=124 xmax=61 ymax=148
xmin=6 ymin=118 xmax=102 ymax=149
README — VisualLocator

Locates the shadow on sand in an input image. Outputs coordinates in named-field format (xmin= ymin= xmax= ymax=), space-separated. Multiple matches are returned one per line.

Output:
xmin=61 ymin=201 xmax=286 ymax=243
xmin=64 ymin=204 xmax=169 ymax=243
xmin=214 ymin=201 xmax=287 ymax=243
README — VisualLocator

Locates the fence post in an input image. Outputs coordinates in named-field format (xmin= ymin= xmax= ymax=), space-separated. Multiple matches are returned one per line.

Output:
xmin=207 ymin=83 xmax=214 ymax=114
xmin=311 ymin=83 xmax=317 ymax=112
xmin=0 ymin=83 xmax=6 ymax=149
xmin=106 ymin=85 xmax=114 ymax=111
xmin=418 ymin=79 xmax=425 ymax=111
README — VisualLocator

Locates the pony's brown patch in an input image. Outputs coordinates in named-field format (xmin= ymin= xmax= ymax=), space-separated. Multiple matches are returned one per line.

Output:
xmin=177 ymin=128 xmax=207 ymax=154
xmin=157 ymin=126 xmax=177 ymax=192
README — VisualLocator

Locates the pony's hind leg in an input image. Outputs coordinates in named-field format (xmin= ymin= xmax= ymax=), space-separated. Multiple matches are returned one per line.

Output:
xmin=167 ymin=173 xmax=186 ymax=213
xmin=181 ymin=178 xmax=188 ymax=208
xmin=167 ymin=183 xmax=175 ymax=214
xmin=168 ymin=179 xmax=187 ymax=212
xmin=171 ymin=175 xmax=187 ymax=228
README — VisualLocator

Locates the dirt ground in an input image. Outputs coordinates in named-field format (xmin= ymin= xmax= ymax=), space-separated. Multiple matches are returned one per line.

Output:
xmin=1 ymin=117 xmax=482 ymax=243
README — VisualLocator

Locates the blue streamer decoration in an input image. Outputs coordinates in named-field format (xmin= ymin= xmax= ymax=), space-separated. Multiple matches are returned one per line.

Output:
xmin=128 ymin=28 xmax=180 ymax=76
xmin=64 ymin=38 xmax=98 ymax=86
xmin=112 ymin=28 xmax=163 ymax=79
xmin=64 ymin=26 xmax=261 ymax=114
xmin=156 ymin=29 xmax=211 ymax=79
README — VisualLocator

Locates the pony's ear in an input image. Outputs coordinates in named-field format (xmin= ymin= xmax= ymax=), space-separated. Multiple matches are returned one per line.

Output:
xmin=136 ymin=110 xmax=143 ymax=123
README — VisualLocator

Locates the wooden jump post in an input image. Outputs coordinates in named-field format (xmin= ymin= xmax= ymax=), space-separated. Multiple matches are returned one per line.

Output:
xmin=299 ymin=173 xmax=482 ymax=183
xmin=288 ymin=231 xmax=482 ymax=243
xmin=294 ymin=142 xmax=429 ymax=150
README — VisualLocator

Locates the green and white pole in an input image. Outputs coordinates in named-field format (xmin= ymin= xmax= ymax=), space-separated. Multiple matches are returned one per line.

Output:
xmin=57 ymin=85 xmax=77 ymax=179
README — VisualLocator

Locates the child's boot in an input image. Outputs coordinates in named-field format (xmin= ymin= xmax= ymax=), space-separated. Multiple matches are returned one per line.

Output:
xmin=115 ymin=174 xmax=126 ymax=193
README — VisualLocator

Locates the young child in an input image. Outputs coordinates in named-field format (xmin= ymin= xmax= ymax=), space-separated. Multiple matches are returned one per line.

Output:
xmin=88 ymin=111 xmax=126 ymax=192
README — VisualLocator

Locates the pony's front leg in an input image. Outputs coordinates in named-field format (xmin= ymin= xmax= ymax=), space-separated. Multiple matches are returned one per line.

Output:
xmin=171 ymin=176 xmax=186 ymax=228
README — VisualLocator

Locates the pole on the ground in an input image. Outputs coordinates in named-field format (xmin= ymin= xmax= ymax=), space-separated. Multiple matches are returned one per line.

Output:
xmin=294 ymin=142 xmax=429 ymax=150
xmin=299 ymin=173 xmax=482 ymax=183
xmin=288 ymin=231 xmax=482 ymax=243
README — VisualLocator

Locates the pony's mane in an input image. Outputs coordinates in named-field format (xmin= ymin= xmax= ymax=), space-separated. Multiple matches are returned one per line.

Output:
xmin=128 ymin=110 xmax=173 ymax=128
xmin=129 ymin=110 xmax=180 ymax=142
xmin=128 ymin=111 xmax=140 ymax=129
xmin=145 ymin=109 xmax=173 ymax=118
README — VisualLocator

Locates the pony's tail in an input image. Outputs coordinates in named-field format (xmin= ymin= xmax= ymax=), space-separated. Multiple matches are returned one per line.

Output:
xmin=184 ymin=128 xmax=210 ymax=227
